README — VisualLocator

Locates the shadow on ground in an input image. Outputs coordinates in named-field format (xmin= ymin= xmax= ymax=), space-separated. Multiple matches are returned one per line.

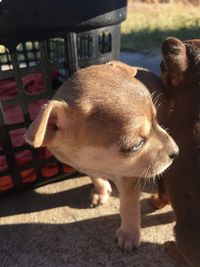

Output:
xmin=0 ymin=183 xmax=93 ymax=217
xmin=0 ymin=216 xmax=175 ymax=267
xmin=0 ymin=180 xmax=174 ymax=227
xmin=0 ymin=175 xmax=179 ymax=267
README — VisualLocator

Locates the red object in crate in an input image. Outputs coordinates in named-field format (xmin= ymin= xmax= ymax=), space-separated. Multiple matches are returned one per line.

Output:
xmin=0 ymin=73 xmax=74 ymax=191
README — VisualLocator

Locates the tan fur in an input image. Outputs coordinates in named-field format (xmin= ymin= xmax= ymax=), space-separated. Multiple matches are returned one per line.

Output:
xmin=26 ymin=61 xmax=178 ymax=251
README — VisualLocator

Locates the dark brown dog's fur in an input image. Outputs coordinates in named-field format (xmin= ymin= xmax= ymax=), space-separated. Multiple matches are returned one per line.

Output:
xmin=157 ymin=37 xmax=200 ymax=267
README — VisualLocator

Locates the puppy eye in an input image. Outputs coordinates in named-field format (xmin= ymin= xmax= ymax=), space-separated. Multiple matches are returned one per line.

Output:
xmin=121 ymin=139 xmax=145 ymax=154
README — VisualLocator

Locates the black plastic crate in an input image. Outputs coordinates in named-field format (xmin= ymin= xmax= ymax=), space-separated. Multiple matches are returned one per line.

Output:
xmin=0 ymin=0 xmax=127 ymax=193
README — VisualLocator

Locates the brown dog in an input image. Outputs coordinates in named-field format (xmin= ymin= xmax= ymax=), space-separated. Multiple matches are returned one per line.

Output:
xmin=25 ymin=61 xmax=178 ymax=251
xmin=155 ymin=37 xmax=200 ymax=267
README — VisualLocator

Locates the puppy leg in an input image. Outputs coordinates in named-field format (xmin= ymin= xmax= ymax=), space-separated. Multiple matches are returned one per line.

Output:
xmin=116 ymin=177 xmax=140 ymax=251
xmin=90 ymin=177 xmax=112 ymax=207
xmin=151 ymin=177 xmax=169 ymax=209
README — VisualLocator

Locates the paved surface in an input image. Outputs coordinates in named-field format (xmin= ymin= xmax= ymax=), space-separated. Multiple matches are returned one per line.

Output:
xmin=0 ymin=176 xmax=185 ymax=267
xmin=0 ymin=52 xmax=185 ymax=267
xmin=120 ymin=51 xmax=162 ymax=74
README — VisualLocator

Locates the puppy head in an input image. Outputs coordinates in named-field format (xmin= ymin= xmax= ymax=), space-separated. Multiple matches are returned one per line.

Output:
xmin=161 ymin=37 xmax=200 ymax=92
xmin=160 ymin=37 xmax=200 ymax=155
xmin=26 ymin=62 xmax=178 ymax=179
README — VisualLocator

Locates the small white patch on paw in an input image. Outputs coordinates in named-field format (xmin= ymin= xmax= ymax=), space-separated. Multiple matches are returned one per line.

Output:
xmin=90 ymin=189 xmax=109 ymax=207
xmin=90 ymin=188 xmax=111 ymax=207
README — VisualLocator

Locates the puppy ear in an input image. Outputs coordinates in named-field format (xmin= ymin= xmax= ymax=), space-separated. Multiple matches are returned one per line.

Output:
xmin=107 ymin=60 xmax=137 ymax=78
xmin=161 ymin=37 xmax=188 ymax=89
xmin=25 ymin=100 xmax=68 ymax=148
xmin=162 ymin=37 xmax=188 ymax=73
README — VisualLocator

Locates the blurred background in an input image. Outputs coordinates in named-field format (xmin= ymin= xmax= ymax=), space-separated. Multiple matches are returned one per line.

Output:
xmin=121 ymin=0 xmax=200 ymax=53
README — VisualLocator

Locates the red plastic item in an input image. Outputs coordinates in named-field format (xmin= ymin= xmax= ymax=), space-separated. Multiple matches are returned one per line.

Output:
xmin=0 ymin=73 xmax=74 ymax=191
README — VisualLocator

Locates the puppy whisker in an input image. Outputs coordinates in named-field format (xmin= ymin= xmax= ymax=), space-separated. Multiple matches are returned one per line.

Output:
xmin=136 ymin=169 xmax=146 ymax=190
xmin=151 ymin=92 xmax=163 ymax=109
xmin=25 ymin=61 xmax=178 ymax=252
xmin=136 ymin=166 xmax=149 ymax=190
xmin=140 ymin=163 xmax=152 ymax=192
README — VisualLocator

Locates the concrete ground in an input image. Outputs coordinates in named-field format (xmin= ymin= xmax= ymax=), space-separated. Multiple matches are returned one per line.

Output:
xmin=120 ymin=51 xmax=162 ymax=75
xmin=0 ymin=176 xmax=185 ymax=267
xmin=0 ymin=52 xmax=185 ymax=267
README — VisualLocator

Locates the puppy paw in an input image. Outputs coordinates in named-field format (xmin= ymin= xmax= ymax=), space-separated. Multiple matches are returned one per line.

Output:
xmin=90 ymin=186 xmax=112 ymax=207
xmin=116 ymin=227 xmax=140 ymax=252
xmin=151 ymin=193 xmax=169 ymax=209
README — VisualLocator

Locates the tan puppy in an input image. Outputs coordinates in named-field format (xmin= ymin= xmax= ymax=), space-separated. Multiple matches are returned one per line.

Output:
xmin=157 ymin=37 xmax=200 ymax=267
xmin=25 ymin=61 xmax=178 ymax=251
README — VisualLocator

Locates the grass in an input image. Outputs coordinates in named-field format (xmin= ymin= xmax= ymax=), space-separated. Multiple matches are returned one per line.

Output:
xmin=121 ymin=2 xmax=200 ymax=53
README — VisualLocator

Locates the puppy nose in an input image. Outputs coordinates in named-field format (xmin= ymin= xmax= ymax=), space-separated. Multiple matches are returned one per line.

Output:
xmin=169 ymin=148 xmax=179 ymax=160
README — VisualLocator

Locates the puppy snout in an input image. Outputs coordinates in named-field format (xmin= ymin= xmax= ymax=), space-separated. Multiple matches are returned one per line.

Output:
xmin=169 ymin=147 xmax=179 ymax=160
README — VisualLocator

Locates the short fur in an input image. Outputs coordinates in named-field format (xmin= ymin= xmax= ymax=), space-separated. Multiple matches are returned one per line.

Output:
xmin=26 ymin=61 xmax=178 ymax=251
xmin=158 ymin=37 xmax=200 ymax=267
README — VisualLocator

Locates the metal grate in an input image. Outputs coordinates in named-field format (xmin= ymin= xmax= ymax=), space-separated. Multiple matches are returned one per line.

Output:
xmin=0 ymin=25 xmax=121 ymax=193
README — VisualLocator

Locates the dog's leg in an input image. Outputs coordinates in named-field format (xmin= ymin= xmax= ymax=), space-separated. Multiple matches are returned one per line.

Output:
xmin=90 ymin=177 xmax=112 ymax=207
xmin=151 ymin=177 xmax=169 ymax=209
xmin=115 ymin=177 xmax=140 ymax=251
